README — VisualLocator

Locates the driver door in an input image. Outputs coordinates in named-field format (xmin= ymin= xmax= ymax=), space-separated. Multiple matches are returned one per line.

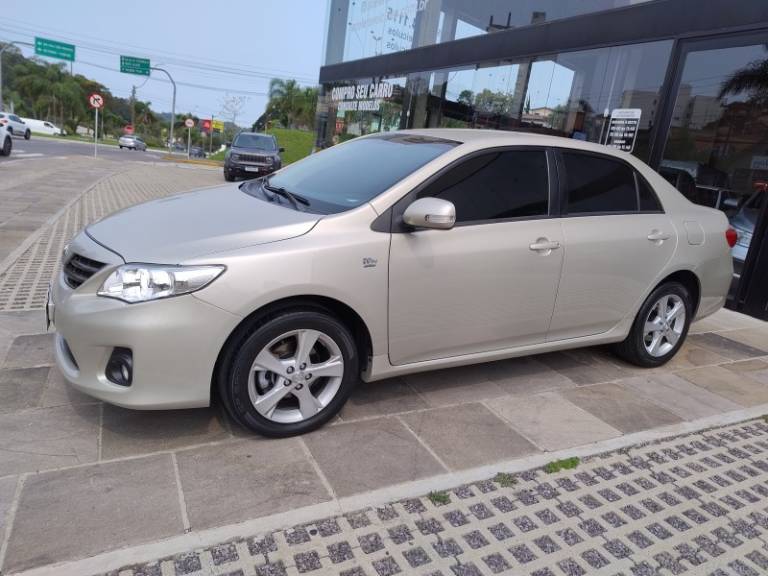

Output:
xmin=388 ymin=148 xmax=564 ymax=365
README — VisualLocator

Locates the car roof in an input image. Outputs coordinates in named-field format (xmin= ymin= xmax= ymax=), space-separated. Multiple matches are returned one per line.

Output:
xmin=373 ymin=128 xmax=636 ymax=161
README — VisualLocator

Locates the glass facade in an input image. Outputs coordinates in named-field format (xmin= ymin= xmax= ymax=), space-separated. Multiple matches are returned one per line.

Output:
xmin=316 ymin=40 xmax=673 ymax=162
xmin=325 ymin=0 xmax=655 ymax=65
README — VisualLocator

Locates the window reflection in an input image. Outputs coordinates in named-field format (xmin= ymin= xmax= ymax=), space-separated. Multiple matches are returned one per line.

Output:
xmin=661 ymin=43 xmax=768 ymax=293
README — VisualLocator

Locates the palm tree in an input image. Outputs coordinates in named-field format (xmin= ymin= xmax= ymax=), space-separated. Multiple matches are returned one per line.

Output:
xmin=268 ymin=78 xmax=303 ymax=128
xmin=718 ymin=53 xmax=768 ymax=106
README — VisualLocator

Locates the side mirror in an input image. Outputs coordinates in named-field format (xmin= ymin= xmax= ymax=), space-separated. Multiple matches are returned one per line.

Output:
xmin=403 ymin=197 xmax=456 ymax=230
xmin=279 ymin=147 xmax=285 ymax=152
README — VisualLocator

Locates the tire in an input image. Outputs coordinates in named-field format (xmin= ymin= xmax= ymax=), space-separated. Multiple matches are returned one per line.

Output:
xmin=612 ymin=281 xmax=692 ymax=367
xmin=224 ymin=170 xmax=235 ymax=182
xmin=24 ymin=130 xmax=30 ymax=140
xmin=6 ymin=127 xmax=12 ymax=136
xmin=218 ymin=309 xmax=359 ymax=437
xmin=0 ymin=136 xmax=11 ymax=156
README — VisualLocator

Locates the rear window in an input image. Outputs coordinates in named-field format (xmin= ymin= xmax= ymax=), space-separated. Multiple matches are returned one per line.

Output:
xmin=256 ymin=134 xmax=459 ymax=214
xmin=562 ymin=152 xmax=637 ymax=214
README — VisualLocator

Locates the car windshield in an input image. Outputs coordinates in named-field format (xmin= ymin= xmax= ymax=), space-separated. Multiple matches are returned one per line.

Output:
xmin=245 ymin=134 xmax=458 ymax=214
xmin=233 ymin=133 xmax=276 ymax=150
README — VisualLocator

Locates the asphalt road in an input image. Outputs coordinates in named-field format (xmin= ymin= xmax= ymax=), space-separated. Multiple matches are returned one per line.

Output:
xmin=0 ymin=134 xmax=170 ymax=164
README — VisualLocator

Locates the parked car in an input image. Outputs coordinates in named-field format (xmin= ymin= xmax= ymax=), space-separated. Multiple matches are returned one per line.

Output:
xmin=0 ymin=112 xmax=30 ymax=139
xmin=20 ymin=118 xmax=63 ymax=135
xmin=0 ymin=125 xmax=12 ymax=156
xmin=729 ymin=186 xmax=765 ymax=277
xmin=118 ymin=135 xmax=147 ymax=151
xmin=50 ymin=130 xmax=734 ymax=436
xmin=224 ymin=132 xmax=283 ymax=181
xmin=189 ymin=146 xmax=206 ymax=158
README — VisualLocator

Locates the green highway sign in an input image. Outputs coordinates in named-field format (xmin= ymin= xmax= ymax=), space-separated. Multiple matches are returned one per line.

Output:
xmin=35 ymin=37 xmax=75 ymax=62
xmin=120 ymin=55 xmax=150 ymax=76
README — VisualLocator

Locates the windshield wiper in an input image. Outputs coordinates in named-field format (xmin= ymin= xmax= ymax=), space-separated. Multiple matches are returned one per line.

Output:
xmin=263 ymin=178 xmax=310 ymax=209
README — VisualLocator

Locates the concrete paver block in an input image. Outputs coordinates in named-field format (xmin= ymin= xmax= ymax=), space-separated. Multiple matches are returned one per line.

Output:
xmin=3 ymin=455 xmax=183 ymax=573
xmin=490 ymin=392 xmax=621 ymax=451
xmin=0 ymin=366 xmax=49 ymax=413
xmin=303 ymin=417 xmax=445 ymax=497
xmin=403 ymin=365 xmax=507 ymax=407
xmin=340 ymin=377 xmax=428 ymax=421
xmin=677 ymin=365 xmax=768 ymax=406
xmin=401 ymin=403 xmax=539 ymax=470
xmin=2 ymin=333 xmax=55 ymax=369
xmin=176 ymin=437 xmax=331 ymax=530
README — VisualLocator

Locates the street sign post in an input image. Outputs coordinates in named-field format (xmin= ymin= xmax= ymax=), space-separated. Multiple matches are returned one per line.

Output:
xmin=120 ymin=55 xmax=150 ymax=76
xmin=35 ymin=37 xmax=75 ymax=61
xmin=184 ymin=118 xmax=195 ymax=159
xmin=88 ymin=93 xmax=104 ymax=158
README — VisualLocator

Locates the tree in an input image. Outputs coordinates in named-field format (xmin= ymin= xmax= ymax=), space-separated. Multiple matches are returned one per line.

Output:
xmin=718 ymin=55 xmax=768 ymax=106
xmin=220 ymin=93 xmax=248 ymax=135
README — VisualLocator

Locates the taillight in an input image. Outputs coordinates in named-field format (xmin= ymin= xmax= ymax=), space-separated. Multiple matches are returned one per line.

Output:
xmin=725 ymin=227 xmax=738 ymax=248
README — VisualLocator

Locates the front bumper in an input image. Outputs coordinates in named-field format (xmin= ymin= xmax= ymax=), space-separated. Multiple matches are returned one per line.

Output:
xmin=51 ymin=233 xmax=241 ymax=409
xmin=225 ymin=161 xmax=277 ymax=176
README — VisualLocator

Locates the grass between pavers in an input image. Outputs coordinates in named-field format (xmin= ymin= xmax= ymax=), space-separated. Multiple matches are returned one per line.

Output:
xmin=427 ymin=490 xmax=451 ymax=506
xmin=543 ymin=456 xmax=581 ymax=474
xmin=493 ymin=472 xmax=517 ymax=487
xmin=210 ymin=128 xmax=314 ymax=164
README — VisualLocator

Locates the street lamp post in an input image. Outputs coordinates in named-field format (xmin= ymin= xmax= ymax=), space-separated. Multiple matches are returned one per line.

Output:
xmin=151 ymin=66 xmax=176 ymax=153
xmin=0 ymin=40 xmax=34 ymax=111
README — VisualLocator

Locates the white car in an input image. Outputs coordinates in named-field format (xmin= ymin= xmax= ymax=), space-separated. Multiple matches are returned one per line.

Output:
xmin=52 ymin=129 xmax=734 ymax=436
xmin=21 ymin=118 xmax=63 ymax=135
xmin=0 ymin=112 xmax=30 ymax=139
xmin=0 ymin=125 xmax=11 ymax=156
xmin=118 ymin=135 xmax=147 ymax=151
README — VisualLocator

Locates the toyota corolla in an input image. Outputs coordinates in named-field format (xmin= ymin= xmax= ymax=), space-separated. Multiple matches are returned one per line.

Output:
xmin=49 ymin=130 xmax=734 ymax=436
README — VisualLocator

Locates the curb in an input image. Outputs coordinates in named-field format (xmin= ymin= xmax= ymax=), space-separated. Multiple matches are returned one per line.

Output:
xmin=10 ymin=403 xmax=768 ymax=576
xmin=160 ymin=156 xmax=223 ymax=167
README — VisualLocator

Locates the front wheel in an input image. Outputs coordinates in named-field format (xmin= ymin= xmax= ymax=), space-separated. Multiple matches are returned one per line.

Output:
xmin=612 ymin=281 xmax=692 ymax=367
xmin=24 ymin=130 xmax=30 ymax=140
xmin=0 ymin=136 xmax=11 ymax=156
xmin=218 ymin=309 xmax=359 ymax=436
xmin=224 ymin=170 xmax=235 ymax=182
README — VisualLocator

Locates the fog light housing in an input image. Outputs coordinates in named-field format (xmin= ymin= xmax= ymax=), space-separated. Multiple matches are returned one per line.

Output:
xmin=106 ymin=347 xmax=133 ymax=387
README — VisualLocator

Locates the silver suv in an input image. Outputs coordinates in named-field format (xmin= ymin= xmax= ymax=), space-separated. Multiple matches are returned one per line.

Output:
xmin=50 ymin=130 xmax=733 ymax=436
xmin=118 ymin=135 xmax=147 ymax=151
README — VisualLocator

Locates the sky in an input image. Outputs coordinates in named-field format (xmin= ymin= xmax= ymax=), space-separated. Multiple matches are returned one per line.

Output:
xmin=2 ymin=0 xmax=328 ymax=126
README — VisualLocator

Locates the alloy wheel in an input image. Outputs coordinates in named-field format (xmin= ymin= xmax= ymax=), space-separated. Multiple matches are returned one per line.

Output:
xmin=643 ymin=294 xmax=686 ymax=357
xmin=247 ymin=329 xmax=344 ymax=423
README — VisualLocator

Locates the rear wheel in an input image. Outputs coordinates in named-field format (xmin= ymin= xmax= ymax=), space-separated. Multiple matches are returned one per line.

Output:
xmin=0 ymin=136 xmax=11 ymax=156
xmin=218 ymin=309 xmax=359 ymax=436
xmin=612 ymin=281 xmax=692 ymax=367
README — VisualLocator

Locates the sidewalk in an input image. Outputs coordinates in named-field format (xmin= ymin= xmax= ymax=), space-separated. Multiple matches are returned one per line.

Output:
xmin=0 ymin=307 xmax=767 ymax=575
xmin=92 ymin=417 xmax=768 ymax=576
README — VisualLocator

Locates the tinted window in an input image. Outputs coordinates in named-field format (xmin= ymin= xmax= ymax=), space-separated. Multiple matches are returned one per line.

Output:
xmin=233 ymin=133 xmax=276 ymax=151
xmin=563 ymin=153 xmax=637 ymax=214
xmin=255 ymin=134 xmax=458 ymax=214
xmin=420 ymin=150 xmax=549 ymax=223
xmin=638 ymin=175 xmax=662 ymax=212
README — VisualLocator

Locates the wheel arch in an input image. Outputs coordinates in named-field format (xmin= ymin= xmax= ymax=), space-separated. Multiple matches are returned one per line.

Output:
xmin=211 ymin=295 xmax=373 ymax=398
xmin=654 ymin=269 xmax=701 ymax=318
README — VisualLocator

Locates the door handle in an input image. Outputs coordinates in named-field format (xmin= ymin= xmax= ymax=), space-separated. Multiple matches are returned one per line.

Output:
xmin=647 ymin=230 xmax=671 ymax=242
xmin=529 ymin=239 xmax=561 ymax=252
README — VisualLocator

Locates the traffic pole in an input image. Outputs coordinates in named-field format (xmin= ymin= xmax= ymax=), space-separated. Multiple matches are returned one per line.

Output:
xmin=187 ymin=126 xmax=191 ymax=159
xmin=94 ymin=106 xmax=98 ymax=157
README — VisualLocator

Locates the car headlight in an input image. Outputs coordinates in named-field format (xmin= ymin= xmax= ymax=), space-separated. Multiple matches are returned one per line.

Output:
xmin=230 ymin=153 xmax=239 ymax=161
xmin=97 ymin=264 xmax=225 ymax=303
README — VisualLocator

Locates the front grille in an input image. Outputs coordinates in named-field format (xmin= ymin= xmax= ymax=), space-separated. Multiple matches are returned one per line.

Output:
xmin=238 ymin=153 xmax=270 ymax=164
xmin=63 ymin=253 xmax=105 ymax=289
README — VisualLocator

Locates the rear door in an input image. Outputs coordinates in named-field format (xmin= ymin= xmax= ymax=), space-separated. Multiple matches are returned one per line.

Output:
xmin=388 ymin=148 xmax=564 ymax=365
xmin=546 ymin=150 xmax=676 ymax=341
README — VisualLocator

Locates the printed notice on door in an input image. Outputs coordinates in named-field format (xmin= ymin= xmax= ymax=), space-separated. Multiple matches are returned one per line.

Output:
xmin=605 ymin=108 xmax=642 ymax=152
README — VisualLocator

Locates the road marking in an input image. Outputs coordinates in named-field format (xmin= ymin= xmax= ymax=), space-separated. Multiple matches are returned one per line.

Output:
xmin=14 ymin=153 xmax=44 ymax=159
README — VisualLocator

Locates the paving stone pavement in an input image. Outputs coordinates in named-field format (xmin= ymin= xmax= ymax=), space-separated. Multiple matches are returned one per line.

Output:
xmin=96 ymin=418 xmax=768 ymax=576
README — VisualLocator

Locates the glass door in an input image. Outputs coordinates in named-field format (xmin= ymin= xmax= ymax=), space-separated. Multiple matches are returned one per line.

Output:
xmin=658 ymin=33 xmax=768 ymax=305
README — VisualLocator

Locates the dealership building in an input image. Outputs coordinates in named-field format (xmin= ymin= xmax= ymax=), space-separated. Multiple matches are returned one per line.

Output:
xmin=315 ymin=0 xmax=768 ymax=319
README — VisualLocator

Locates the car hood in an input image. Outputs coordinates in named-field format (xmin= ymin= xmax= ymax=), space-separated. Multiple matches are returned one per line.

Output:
xmin=86 ymin=184 xmax=320 ymax=263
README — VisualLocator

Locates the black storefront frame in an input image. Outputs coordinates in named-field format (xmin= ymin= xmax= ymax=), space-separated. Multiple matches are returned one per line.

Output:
xmin=649 ymin=29 xmax=768 ymax=318
xmin=318 ymin=0 xmax=768 ymax=319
